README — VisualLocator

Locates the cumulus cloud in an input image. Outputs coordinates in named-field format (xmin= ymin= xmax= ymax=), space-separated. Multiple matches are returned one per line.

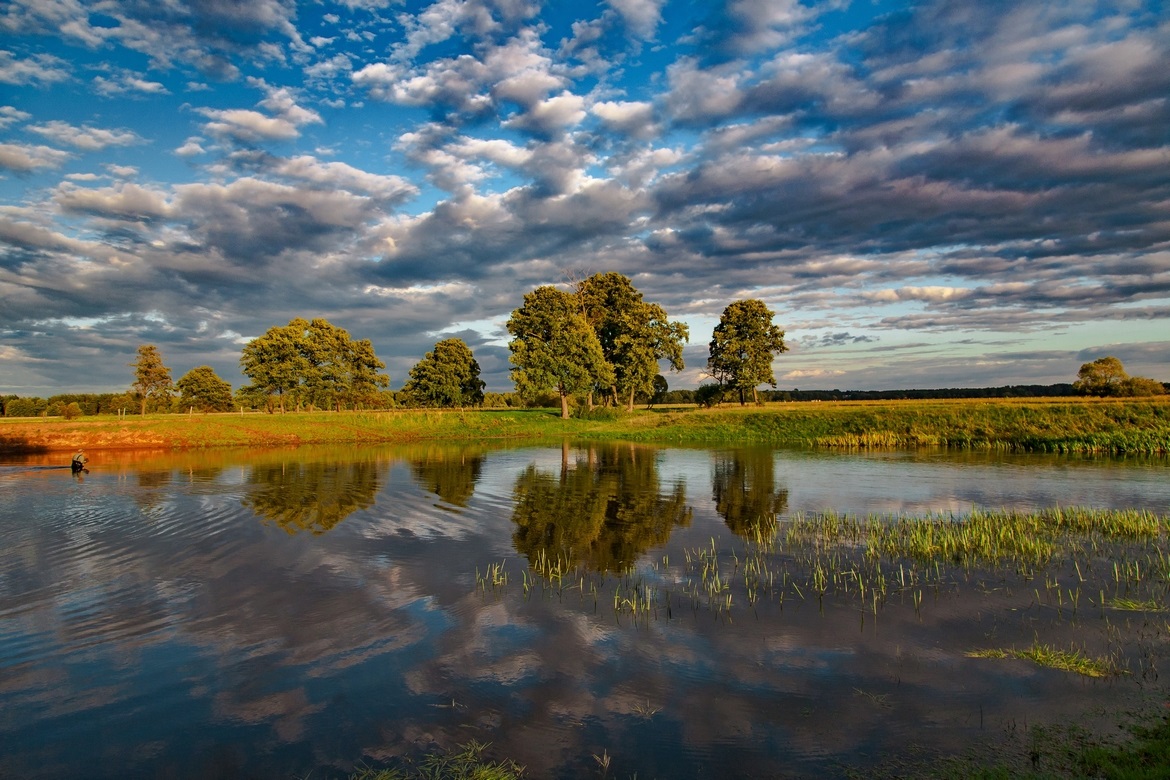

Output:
xmin=0 ymin=49 xmax=71 ymax=85
xmin=0 ymin=142 xmax=72 ymax=171
xmin=27 ymin=121 xmax=144 ymax=151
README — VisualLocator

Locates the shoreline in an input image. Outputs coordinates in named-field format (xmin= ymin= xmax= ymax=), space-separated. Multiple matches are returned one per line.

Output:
xmin=2 ymin=397 xmax=1169 ymax=455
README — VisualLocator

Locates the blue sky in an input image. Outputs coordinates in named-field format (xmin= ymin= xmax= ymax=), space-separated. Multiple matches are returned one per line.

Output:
xmin=2 ymin=0 xmax=1168 ymax=395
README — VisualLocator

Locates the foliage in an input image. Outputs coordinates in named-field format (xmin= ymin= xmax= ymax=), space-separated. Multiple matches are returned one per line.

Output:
xmin=130 ymin=344 xmax=174 ymax=415
xmin=240 ymin=317 xmax=389 ymax=413
xmin=693 ymin=383 xmax=724 ymax=407
xmin=176 ymin=366 xmax=235 ymax=412
xmin=507 ymin=286 xmax=614 ymax=419
xmin=1074 ymin=356 xmax=1165 ymax=397
xmin=707 ymin=299 xmax=788 ymax=405
xmin=404 ymin=338 xmax=486 ymax=408
xmin=577 ymin=272 xmax=688 ymax=410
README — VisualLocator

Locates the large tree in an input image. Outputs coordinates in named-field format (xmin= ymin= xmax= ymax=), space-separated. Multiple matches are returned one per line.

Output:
xmin=130 ymin=344 xmax=173 ymax=415
xmin=577 ymin=272 xmax=689 ymax=411
xmin=404 ymin=337 xmax=486 ymax=408
xmin=240 ymin=318 xmax=388 ymax=412
xmin=707 ymin=299 xmax=788 ymax=405
xmin=176 ymin=366 xmax=234 ymax=412
xmin=507 ymin=286 xmax=614 ymax=419
xmin=1074 ymin=356 xmax=1165 ymax=397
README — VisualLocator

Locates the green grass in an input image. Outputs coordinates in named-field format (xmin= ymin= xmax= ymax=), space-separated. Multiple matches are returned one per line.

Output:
xmin=349 ymin=742 xmax=525 ymax=780
xmin=967 ymin=642 xmax=1124 ymax=678
xmin=4 ymin=397 xmax=1169 ymax=453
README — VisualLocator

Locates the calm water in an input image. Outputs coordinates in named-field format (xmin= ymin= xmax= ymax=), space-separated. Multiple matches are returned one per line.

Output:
xmin=1 ymin=443 xmax=1168 ymax=779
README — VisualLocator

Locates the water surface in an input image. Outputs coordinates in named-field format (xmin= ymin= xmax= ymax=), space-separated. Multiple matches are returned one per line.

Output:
xmin=1 ymin=444 xmax=1168 ymax=778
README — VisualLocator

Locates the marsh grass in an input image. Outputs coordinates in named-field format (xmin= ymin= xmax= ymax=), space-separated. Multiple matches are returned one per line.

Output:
xmin=5 ymin=397 xmax=1169 ymax=453
xmin=967 ymin=643 xmax=1125 ymax=678
xmin=349 ymin=741 xmax=525 ymax=780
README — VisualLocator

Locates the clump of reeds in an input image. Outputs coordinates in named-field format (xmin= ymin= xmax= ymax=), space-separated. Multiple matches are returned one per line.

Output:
xmin=967 ymin=642 xmax=1125 ymax=678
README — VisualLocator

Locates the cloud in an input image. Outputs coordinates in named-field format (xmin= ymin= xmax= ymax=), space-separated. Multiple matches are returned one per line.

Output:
xmin=27 ymin=121 xmax=144 ymax=151
xmin=0 ymin=49 xmax=71 ymax=85
xmin=93 ymin=71 xmax=169 ymax=97
xmin=0 ymin=142 xmax=72 ymax=172
xmin=0 ymin=105 xmax=31 ymax=130
xmin=606 ymin=0 xmax=665 ymax=39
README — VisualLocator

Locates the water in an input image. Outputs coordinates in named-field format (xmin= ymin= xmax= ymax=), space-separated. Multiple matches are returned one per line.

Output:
xmin=1 ymin=443 xmax=1168 ymax=778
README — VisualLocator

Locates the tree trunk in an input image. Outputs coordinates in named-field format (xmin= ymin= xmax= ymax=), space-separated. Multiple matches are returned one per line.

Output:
xmin=140 ymin=397 xmax=147 ymax=416
xmin=752 ymin=387 xmax=759 ymax=405
xmin=560 ymin=390 xmax=570 ymax=419
xmin=627 ymin=388 xmax=635 ymax=412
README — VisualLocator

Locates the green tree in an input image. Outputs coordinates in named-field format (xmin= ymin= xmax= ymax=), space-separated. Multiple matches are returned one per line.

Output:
xmin=707 ymin=299 xmax=788 ymax=405
xmin=176 ymin=366 xmax=235 ymax=412
xmin=1074 ymin=356 xmax=1165 ymax=397
xmin=240 ymin=318 xmax=311 ymax=413
xmin=507 ymin=286 xmax=614 ymax=419
xmin=131 ymin=344 xmax=174 ymax=415
xmin=302 ymin=318 xmax=389 ymax=411
xmin=240 ymin=318 xmax=388 ymax=412
xmin=577 ymin=272 xmax=689 ymax=411
xmin=1074 ymin=356 xmax=1127 ymax=396
xmin=404 ymin=338 xmax=486 ymax=408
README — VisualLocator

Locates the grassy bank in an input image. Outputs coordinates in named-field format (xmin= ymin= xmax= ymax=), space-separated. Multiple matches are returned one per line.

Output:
xmin=1 ymin=397 xmax=1168 ymax=454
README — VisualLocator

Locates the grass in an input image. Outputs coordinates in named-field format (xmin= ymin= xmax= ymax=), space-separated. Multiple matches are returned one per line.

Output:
xmin=3 ymin=396 xmax=1170 ymax=453
xmin=967 ymin=642 xmax=1125 ymax=678
xmin=348 ymin=742 xmax=525 ymax=780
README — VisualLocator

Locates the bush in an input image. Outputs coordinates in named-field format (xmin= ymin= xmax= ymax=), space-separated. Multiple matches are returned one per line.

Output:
xmin=694 ymin=383 xmax=725 ymax=408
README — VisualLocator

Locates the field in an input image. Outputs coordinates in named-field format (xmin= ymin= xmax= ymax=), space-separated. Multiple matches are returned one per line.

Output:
xmin=2 ymin=396 xmax=1169 ymax=454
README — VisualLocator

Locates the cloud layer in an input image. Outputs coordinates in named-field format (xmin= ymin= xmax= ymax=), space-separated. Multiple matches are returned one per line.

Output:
xmin=2 ymin=0 xmax=1168 ymax=394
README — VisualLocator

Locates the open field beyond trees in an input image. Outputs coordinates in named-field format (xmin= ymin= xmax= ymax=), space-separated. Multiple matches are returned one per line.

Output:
xmin=2 ymin=396 xmax=1169 ymax=455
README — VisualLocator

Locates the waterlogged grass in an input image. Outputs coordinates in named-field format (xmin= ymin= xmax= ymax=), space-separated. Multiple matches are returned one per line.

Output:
xmin=478 ymin=506 xmax=1169 ymax=626
xmin=350 ymin=741 xmax=525 ymax=780
xmin=967 ymin=643 xmax=1124 ymax=678
xmin=3 ymin=397 xmax=1169 ymax=453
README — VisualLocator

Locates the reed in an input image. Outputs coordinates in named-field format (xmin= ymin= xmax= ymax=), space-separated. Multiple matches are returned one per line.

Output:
xmin=967 ymin=642 xmax=1125 ymax=678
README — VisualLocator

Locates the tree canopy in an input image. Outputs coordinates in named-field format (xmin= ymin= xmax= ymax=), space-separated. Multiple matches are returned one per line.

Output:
xmin=577 ymin=272 xmax=688 ymax=411
xmin=507 ymin=286 xmax=613 ymax=419
xmin=176 ymin=366 xmax=234 ymax=412
xmin=707 ymin=299 xmax=788 ymax=405
xmin=240 ymin=317 xmax=389 ymax=412
xmin=130 ymin=344 xmax=173 ymax=415
xmin=404 ymin=338 xmax=486 ymax=408
xmin=1074 ymin=356 xmax=1165 ymax=397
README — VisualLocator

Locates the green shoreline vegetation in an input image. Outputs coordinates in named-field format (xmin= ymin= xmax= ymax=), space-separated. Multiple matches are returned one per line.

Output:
xmin=2 ymin=396 xmax=1169 ymax=454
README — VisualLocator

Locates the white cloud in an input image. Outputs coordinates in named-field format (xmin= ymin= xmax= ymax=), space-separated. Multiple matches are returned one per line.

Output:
xmin=606 ymin=0 xmax=665 ymax=39
xmin=27 ymin=121 xmax=143 ymax=151
xmin=0 ymin=142 xmax=71 ymax=171
xmin=0 ymin=49 xmax=71 ymax=86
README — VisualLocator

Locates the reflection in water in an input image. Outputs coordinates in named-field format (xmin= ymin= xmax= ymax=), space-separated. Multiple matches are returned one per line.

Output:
xmin=409 ymin=448 xmax=484 ymax=508
xmin=243 ymin=457 xmax=385 ymax=534
xmin=512 ymin=443 xmax=691 ymax=572
xmin=712 ymin=448 xmax=789 ymax=538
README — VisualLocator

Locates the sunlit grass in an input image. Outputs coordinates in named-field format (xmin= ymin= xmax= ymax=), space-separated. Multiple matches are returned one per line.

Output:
xmin=4 ymin=397 xmax=1169 ymax=453
xmin=349 ymin=741 xmax=525 ymax=780
xmin=967 ymin=643 xmax=1125 ymax=678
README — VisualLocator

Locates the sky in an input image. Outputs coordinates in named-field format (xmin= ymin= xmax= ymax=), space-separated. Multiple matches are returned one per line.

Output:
xmin=1 ymin=0 xmax=1168 ymax=397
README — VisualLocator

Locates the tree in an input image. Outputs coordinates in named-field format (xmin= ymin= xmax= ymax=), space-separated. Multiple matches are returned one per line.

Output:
xmin=707 ymin=299 xmax=787 ymax=405
xmin=240 ymin=319 xmax=311 ymax=413
xmin=131 ymin=344 xmax=174 ymax=415
xmin=507 ymin=286 xmax=614 ymax=419
xmin=576 ymin=272 xmax=689 ymax=411
xmin=240 ymin=318 xmax=389 ymax=412
xmin=177 ymin=366 xmax=235 ymax=412
xmin=404 ymin=338 xmax=486 ymax=408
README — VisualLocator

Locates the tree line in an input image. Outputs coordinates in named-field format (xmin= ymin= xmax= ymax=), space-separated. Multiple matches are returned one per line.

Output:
xmin=2 ymin=277 xmax=1164 ymax=418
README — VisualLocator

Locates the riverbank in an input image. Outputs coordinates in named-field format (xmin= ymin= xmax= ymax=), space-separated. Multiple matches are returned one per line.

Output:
xmin=1 ymin=397 xmax=1168 ymax=454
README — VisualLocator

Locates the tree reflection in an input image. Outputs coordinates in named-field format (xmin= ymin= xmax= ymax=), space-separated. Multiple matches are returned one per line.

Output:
xmin=244 ymin=458 xmax=384 ymax=535
xmin=409 ymin=448 xmax=484 ymax=508
xmin=712 ymin=449 xmax=789 ymax=538
xmin=512 ymin=444 xmax=691 ymax=572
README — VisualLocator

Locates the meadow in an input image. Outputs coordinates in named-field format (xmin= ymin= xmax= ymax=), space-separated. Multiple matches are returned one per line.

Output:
xmin=2 ymin=396 xmax=1169 ymax=454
